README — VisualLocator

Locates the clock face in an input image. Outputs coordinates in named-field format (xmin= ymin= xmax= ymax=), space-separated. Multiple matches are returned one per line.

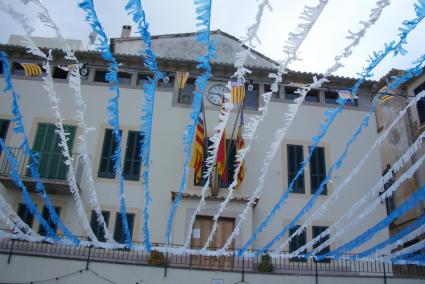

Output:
xmin=207 ymin=84 xmax=230 ymax=106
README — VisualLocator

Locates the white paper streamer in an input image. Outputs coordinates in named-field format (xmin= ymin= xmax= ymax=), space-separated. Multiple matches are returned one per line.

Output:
xmin=379 ymin=238 xmax=425 ymax=262
xmin=0 ymin=1 xmax=99 ymax=243
xmin=208 ymin=0 xmax=330 ymax=254
xmin=282 ymin=91 xmax=425 ymax=258
xmin=20 ymin=0 xmax=115 ymax=244
xmin=183 ymin=93 xmax=233 ymax=248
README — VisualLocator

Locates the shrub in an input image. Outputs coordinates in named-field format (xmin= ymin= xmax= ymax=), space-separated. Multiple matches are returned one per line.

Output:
xmin=257 ymin=254 xmax=274 ymax=273
xmin=148 ymin=250 xmax=165 ymax=266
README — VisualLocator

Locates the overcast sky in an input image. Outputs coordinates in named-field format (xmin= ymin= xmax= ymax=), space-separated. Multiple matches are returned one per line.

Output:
xmin=1 ymin=0 xmax=424 ymax=79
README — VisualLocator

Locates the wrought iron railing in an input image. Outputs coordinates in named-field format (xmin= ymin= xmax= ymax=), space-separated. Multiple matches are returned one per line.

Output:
xmin=0 ymin=236 xmax=424 ymax=278
xmin=0 ymin=147 xmax=83 ymax=187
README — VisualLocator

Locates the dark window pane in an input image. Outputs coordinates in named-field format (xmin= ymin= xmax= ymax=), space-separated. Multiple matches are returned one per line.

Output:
xmin=90 ymin=210 xmax=110 ymax=242
xmin=178 ymin=78 xmax=195 ymax=104
xmin=306 ymin=89 xmax=320 ymax=103
xmin=287 ymin=145 xmax=305 ymax=193
xmin=414 ymin=81 xmax=425 ymax=95
xmin=313 ymin=226 xmax=330 ymax=262
xmin=94 ymin=70 xmax=108 ymax=83
xmin=310 ymin=147 xmax=327 ymax=195
xmin=52 ymin=67 xmax=68 ymax=79
xmin=416 ymin=97 xmax=425 ymax=125
xmin=285 ymin=86 xmax=300 ymax=100
xmin=12 ymin=62 xmax=25 ymax=76
xmin=118 ymin=72 xmax=131 ymax=85
xmin=220 ymin=139 xmax=236 ymax=187
xmin=0 ymin=60 xmax=3 ymax=74
xmin=289 ymin=225 xmax=306 ymax=262
xmin=123 ymin=131 xmax=143 ymax=181
xmin=38 ymin=206 xmax=60 ymax=237
xmin=324 ymin=91 xmax=339 ymax=104
xmin=98 ymin=129 xmax=122 ymax=178
xmin=0 ymin=119 xmax=10 ymax=154
xmin=17 ymin=203 xmax=34 ymax=233
xmin=244 ymin=83 xmax=259 ymax=109
xmin=113 ymin=212 xmax=135 ymax=244
xmin=137 ymin=73 xmax=150 ymax=86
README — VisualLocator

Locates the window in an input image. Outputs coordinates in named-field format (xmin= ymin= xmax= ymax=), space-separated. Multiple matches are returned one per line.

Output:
xmin=324 ymin=91 xmax=339 ymax=104
xmin=90 ymin=210 xmax=110 ymax=242
xmin=32 ymin=123 xmax=76 ymax=180
xmin=0 ymin=119 xmax=10 ymax=154
xmin=17 ymin=203 xmax=34 ymax=233
xmin=38 ymin=206 xmax=61 ymax=237
xmin=118 ymin=72 xmax=131 ymax=85
xmin=195 ymin=138 xmax=236 ymax=188
xmin=11 ymin=62 xmax=25 ymax=76
xmin=94 ymin=70 xmax=108 ymax=83
xmin=289 ymin=225 xmax=306 ymax=262
xmin=312 ymin=226 xmax=330 ymax=262
xmin=414 ymin=81 xmax=425 ymax=125
xmin=113 ymin=212 xmax=135 ymax=244
xmin=98 ymin=129 xmax=122 ymax=179
xmin=287 ymin=145 xmax=305 ymax=193
xmin=123 ymin=131 xmax=143 ymax=181
xmin=285 ymin=86 xmax=300 ymax=100
xmin=52 ymin=67 xmax=68 ymax=79
xmin=137 ymin=73 xmax=150 ymax=86
xmin=310 ymin=147 xmax=327 ymax=195
xmin=306 ymin=89 xmax=320 ymax=103
xmin=177 ymin=78 xmax=195 ymax=104
xmin=244 ymin=83 xmax=259 ymax=109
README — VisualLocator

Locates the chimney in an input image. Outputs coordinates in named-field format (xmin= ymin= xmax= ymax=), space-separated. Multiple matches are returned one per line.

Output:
xmin=121 ymin=25 xmax=131 ymax=38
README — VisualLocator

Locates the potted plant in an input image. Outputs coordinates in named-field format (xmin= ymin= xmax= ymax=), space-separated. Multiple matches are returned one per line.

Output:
xmin=257 ymin=254 xmax=274 ymax=273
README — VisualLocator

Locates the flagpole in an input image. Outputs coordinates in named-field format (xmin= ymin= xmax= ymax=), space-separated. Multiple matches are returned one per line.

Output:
xmin=201 ymin=99 xmax=208 ymax=138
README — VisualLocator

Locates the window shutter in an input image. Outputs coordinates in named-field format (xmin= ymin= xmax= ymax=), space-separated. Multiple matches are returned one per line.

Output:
xmin=98 ymin=129 xmax=122 ymax=178
xmin=123 ymin=131 xmax=143 ymax=181
xmin=310 ymin=147 xmax=327 ymax=195
xmin=287 ymin=145 xmax=305 ymax=193
xmin=90 ymin=210 xmax=110 ymax=242
xmin=113 ymin=212 xmax=135 ymax=244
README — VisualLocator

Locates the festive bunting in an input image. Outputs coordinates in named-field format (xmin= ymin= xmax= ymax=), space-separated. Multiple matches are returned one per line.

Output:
xmin=165 ymin=0 xmax=215 ymax=245
xmin=79 ymin=0 xmax=132 ymax=247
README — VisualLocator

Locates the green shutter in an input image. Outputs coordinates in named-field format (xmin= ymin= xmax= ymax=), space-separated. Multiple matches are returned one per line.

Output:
xmin=123 ymin=131 xmax=142 ymax=181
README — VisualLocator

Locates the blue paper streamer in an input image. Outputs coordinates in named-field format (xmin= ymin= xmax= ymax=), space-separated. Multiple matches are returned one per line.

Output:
xmin=241 ymin=0 xmax=425 ymax=257
xmin=78 ymin=0 xmax=131 ymax=247
xmin=0 ymin=139 xmax=59 ymax=240
xmin=125 ymin=0 xmax=164 ymax=251
xmin=165 ymin=0 xmax=215 ymax=245
xmin=353 ymin=215 xmax=425 ymax=260
xmin=315 ymin=185 xmax=425 ymax=261
xmin=0 ymin=52 xmax=78 ymax=244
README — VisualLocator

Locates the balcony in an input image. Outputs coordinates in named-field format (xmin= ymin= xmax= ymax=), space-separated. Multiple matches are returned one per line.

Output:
xmin=0 ymin=147 xmax=83 ymax=195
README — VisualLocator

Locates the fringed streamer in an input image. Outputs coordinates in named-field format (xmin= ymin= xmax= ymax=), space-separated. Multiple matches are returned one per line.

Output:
xmin=164 ymin=0 xmax=215 ymax=245
xmin=287 ymin=91 xmax=425 ymax=259
xmin=325 ymin=0 xmax=391 ymax=75
xmin=125 ymin=0 xmax=164 ymax=251
xmin=184 ymin=95 xmax=233 ymax=249
xmin=0 ymin=51 xmax=79 ymax=244
xmin=0 ymin=140 xmax=60 ymax=241
xmin=79 ymin=0 xmax=132 ymax=247
xmin=237 ymin=0 xmax=392 ymax=257
xmin=208 ymin=0 xmax=330 ymax=254
xmin=251 ymin=3 xmax=425 ymax=257
xmin=21 ymin=0 xmax=114 ymax=244
xmin=270 ymin=62 xmax=425 ymax=257
xmin=353 ymin=217 xmax=425 ymax=260
xmin=315 ymin=185 xmax=425 ymax=261
xmin=233 ymin=0 xmax=272 ymax=83
xmin=392 ymin=252 xmax=425 ymax=265
xmin=379 ymin=238 xmax=425 ymax=263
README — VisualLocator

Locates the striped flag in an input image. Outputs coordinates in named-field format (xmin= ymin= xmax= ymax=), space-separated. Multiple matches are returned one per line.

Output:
xmin=231 ymin=82 xmax=245 ymax=104
xmin=176 ymin=71 xmax=190 ymax=89
xmin=20 ymin=63 xmax=42 ymax=76
xmin=217 ymin=128 xmax=227 ymax=183
xmin=190 ymin=110 xmax=205 ymax=184
xmin=235 ymin=108 xmax=245 ymax=189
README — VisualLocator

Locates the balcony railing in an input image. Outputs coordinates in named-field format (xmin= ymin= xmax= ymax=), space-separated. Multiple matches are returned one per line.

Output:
xmin=0 ymin=235 xmax=424 ymax=278
xmin=0 ymin=147 xmax=83 ymax=194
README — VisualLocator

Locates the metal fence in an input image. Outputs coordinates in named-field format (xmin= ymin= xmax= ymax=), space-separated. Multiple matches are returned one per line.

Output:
xmin=1 ymin=237 xmax=424 ymax=278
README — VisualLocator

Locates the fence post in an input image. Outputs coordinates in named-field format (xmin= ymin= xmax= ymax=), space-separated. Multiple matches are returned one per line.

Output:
xmin=164 ymin=252 xmax=168 ymax=278
xmin=315 ymin=260 xmax=318 ymax=284
xmin=86 ymin=245 xmax=92 ymax=270
xmin=383 ymin=262 xmax=387 ymax=284
xmin=241 ymin=257 xmax=245 ymax=282
xmin=7 ymin=239 xmax=15 ymax=264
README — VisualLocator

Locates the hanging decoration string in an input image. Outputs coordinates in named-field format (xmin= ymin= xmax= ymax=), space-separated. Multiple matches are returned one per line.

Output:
xmin=204 ymin=0 xmax=330 ymax=254
xmin=79 ymin=0 xmax=132 ymax=247
xmin=379 ymin=236 xmax=425 ymax=263
xmin=165 ymin=0 xmax=215 ymax=246
xmin=250 ymin=1 xmax=425 ymax=257
xmin=289 ymin=90 xmax=425 ymax=259
xmin=236 ymin=0 xmax=392 ymax=257
xmin=314 ymin=184 xmax=425 ymax=261
xmin=270 ymin=54 xmax=425 ymax=257
xmin=125 ymin=0 xmax=165 ymax=251
xmin=233 ymin=0 xmax=272 ymax=83
xmin=21 ymin=0 xmax=114 ymax=245
xmin=0 ymin=48 xmax=78 ymax=243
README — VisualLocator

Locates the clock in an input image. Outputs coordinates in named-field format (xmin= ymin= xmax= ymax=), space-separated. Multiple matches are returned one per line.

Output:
xmin=207 ymin=84 xmax=230 ymax=106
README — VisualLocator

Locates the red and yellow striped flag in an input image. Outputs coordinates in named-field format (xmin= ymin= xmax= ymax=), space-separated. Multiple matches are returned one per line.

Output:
xmin=217 ymin=129 xmax=227 ymax=183
xmin=231 ymin=82 xmax=245 ymax=104
xmin=235 ymin=123 xmax=245 ymax=189
xmin=190 ymin=111 xmax=205 ymax=184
